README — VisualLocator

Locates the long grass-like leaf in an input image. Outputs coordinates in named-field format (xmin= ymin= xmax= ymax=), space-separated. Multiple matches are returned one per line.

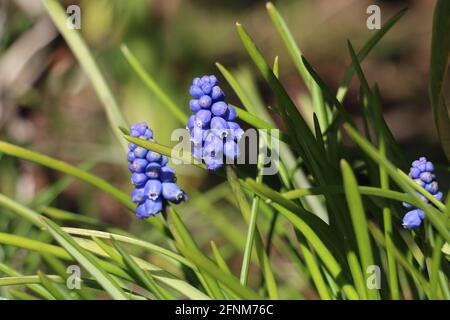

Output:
xmin=42 ymin=217 xmax=129 ymax=300
xmin=341 ymin=160 xmax=377 ymax=299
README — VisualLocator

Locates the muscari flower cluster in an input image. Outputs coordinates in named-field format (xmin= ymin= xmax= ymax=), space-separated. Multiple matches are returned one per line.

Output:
xmin=402 ymin=157 xmax=443 ymax=229
xmin=187 ymin=75 xmax=244 ymax=171
xmin=128 ymin=123 xmax=187 ymax=218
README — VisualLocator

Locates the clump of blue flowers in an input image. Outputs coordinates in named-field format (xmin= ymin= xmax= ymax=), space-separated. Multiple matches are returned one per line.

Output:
xmin=187 ymin=75 xmax=244 ymax=171
xmin=402 ymin=157 xmax=443 ymax=229
xmin=128 ymin=123 xmax=187 ymax=219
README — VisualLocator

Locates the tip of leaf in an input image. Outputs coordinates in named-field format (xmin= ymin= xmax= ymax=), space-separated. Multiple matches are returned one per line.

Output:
xmin=235 ymin=22 xmax=241 ymax=27
xmin=266 ymin=2 xmax=274 ymax=9
xmin=118 ymin=126 xmax=129 ymax=135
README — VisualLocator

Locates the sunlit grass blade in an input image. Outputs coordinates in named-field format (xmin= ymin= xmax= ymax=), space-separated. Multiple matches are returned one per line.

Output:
xmin=123 ymin=135 xmax=204 ymax=170
xmin=298 ymin=233 xmax=332 ymax=300
xmin=265 ymin=2 xmax=328 ymax=131
xmin=167 ymin=207 xmax=225 ymax=299
xmin=121 ymin=44 xmax=188 ymax=124
xmin=368 ymin=222 xmax=431 ymax=297
xmin=76 ymin=236 xmax=209 ymax=299
xmin=62 ymin=227 xmax=193 ymax=269
xmin=0 ymin=262 xmax=53 ymax=300
xmin=41 ymin=217 xmax=129 ymax=300
xmin=429 ymin=235 xmax=445 ymax=299
xmin=175 ymin=243 xmax=262 ymax=300
xmin=8 ymin=289 xmax=40 ymax=300
xmin=210 ymin=241 xmax=232 ymax=275
xmin=265 ymin=2 xmax=314 ymax=90
xmin=243 ymin=179 xmax=359 ymax=299
xmin=37 ymin=271 xmax=72 ymax=300
xmin=346 ymin=251 xmax=367 ymax=300
xmin=336 ymin=8 xmax=408 ymax=102
xmin=226 ymin=167 xmax=279 ymax=299
xmin=344 ymin=38 xmax=402 ymax=299
xmin=239 ymin=138 xmax=264 ymax=288
xmin=111 ymin=238 xmax=174 ymax=300
xmin=301 ymin=56 xmax=353 ymax=125
xmin=0 ymin=141 xmax=131 ymax=209
xmin=42 ymin=0 xmax=129 ymax=151
xmin=235 ymin=22 xmax=328 ymax=173
xmin=341 ymin=160 xmax=377 ymax=299
xmin=429 ymin=0 xmax=450 ymax=161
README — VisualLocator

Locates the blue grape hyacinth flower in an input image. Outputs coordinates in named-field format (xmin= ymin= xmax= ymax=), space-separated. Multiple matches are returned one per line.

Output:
xmin=402 ymin=157 xmax=443 ymax=229
xmin=187 ymin=75 xmax=243 ymax=171
xmin=128 ymin=123 xmax=187 ymax=219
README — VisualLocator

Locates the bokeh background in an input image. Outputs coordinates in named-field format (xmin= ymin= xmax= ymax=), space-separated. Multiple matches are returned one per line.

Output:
xmin=0 ymin=0 xmax=447 ymax=298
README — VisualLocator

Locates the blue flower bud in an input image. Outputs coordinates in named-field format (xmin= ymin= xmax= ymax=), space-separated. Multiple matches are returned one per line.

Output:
xmin=189 ymin=85 xmax=203 ymax=98
xmin=190 ymin=99 xmax=201 ymax=112
xmin=228 ymin=122 xmax=244 ymax=140
xmin=133 ymin=146 xmax=148 ymax=158
xmin=201 ymin=75 xmax=210 ymax=83
xmin=146 ymin=151 xmax=162 ymax=163
xmin=127 ymin=151 xmax=136 ymax=162
xmin=142 ymin=197 xmax=163 ymax=218
xmin=190 ymin=126 xmax=204 ymax=145
xmin=201 ymin=84 xmax=212 ymax=95
xmin=128 ymin=163 xmax=135 ymax=172
xmin=141 ymin=129 xmax=153 ymax=140
xmin=145 ymin=162 xmax=161 ymax=179
xmin=199 ymin=95 xmax=212 ymax=109
xmin=204 ymin=155 xmax=223 ymax=171
xmin=402 ymin=201 xmax=414 ymax=209
xmin=402 ymin=210 xmax=423 ymax=229
xmin=209 ymin=75 xmax=218 ymax=86
xmin=433 ymin=191 xmax=443 ymax=202
xmin=131 ymin=173 xmax=147 ymax=187
xmin=419 ymin=172 xmax=434 ymax=183
xmin=211 ymin=101 xmax=228 ymax=117
xmin=159 ymin=155 xmax=169 ymax=166
xmin=425 ymin=181 xmax=439 ymax=194
xmin=192 ymin=144 xmax=203 ymax=160
xmin=409 ymin=168 xmax=421 ymax=179
xmin=162 ymin=182 xmax=187 ymax=204
xmin=160 ymin=166 xmax=176 ymax=182
xmin=131 ymin=188 xmax=145 ymax=204
xmin=210 ymin=116 xmax=228 ymax=138
xmin=129 ymin=143 xmax=137 ymax=151
xmin=131 ymin=123 xmax=147 ymax=136
xmin=131 ymin=158 xmax=148 ymax=173
xmin=413 ymin=178 xmax=425 ymax=187
xmin=187 ymin=115 xmax=195 ymax=131
xmin=193 ymin=77 xmax=201 ymax=86
xmin=144 ymin=179 xmax=162 ymax=200
xmin=425 ymin=161 xmax=434 ymax=172
xmin=194 ymin=110 xmax=212 ymax=128
xmin=224 ymin=140 xmax=239 ymax=159
xmin=211 ymin=86 xmax=224 ymax=101
xmin=136 ymin=203 xmax=147 ymax=218
xmin=225 ymin=105 xmax=237 ymax=121
xmin=203 ymin=134 xmax=223 ymax=158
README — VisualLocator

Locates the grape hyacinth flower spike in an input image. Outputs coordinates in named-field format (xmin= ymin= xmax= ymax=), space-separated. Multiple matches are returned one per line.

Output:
xmin=402 ymin=157 xmax=443 ymax=229
xmin=187 ymin=75 xmax=243 ymax=171
xmin=128 ymin=123 xmax=187 ymax=219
